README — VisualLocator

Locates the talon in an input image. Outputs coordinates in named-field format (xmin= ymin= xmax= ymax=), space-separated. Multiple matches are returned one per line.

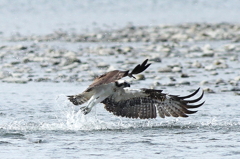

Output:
xmin=80 ymin=106 xmax=91 ymax=115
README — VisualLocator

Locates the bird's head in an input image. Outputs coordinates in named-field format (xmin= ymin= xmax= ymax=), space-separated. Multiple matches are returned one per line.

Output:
xmin=115 ymin=80 xmax=130 ymax=88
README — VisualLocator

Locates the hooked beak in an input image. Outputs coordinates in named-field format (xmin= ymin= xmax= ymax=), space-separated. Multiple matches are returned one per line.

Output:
xmin=125 ymin=83 xmax=131 ymax=87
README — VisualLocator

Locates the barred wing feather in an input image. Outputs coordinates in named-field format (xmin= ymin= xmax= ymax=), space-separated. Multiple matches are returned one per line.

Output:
xmin=102 ymin=88 xmax=204 ymax=119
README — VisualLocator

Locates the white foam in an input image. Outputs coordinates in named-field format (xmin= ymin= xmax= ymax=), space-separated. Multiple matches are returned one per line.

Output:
xmin=1 ymin=94 xmax=239 ymax=132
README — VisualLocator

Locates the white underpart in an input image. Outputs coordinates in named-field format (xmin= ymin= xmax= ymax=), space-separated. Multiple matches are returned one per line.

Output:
xmin=84 ymin=83 xmax=116 ymax=112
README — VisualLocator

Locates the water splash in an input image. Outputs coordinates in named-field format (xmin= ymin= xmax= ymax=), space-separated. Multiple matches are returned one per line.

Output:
xmin=1 ymin=94 xmax=239 ymax=132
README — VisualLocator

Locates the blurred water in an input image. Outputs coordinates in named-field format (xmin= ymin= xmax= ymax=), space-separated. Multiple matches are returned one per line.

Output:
xmin=0 ymin=0 xmax=240 ymax=35
xmin=0 ymin=83 xmax=240 ymax=159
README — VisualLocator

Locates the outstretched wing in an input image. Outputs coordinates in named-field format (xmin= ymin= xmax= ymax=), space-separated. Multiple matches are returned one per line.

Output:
xmin=86 ymin=59 xmax=151 ymax=91
xmin=101 ymin=88 xmax=204 ymax=119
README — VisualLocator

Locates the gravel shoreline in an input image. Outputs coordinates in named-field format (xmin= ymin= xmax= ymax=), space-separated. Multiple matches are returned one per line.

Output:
xmin=6 ymin=23 xmax=240 ymax=43
xmin=1 ymin=23 xmax=240 ymax=94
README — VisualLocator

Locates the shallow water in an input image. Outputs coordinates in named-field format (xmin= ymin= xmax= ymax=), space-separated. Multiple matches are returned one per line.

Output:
xmin=1 ymin=82 xmax=240 ymax=159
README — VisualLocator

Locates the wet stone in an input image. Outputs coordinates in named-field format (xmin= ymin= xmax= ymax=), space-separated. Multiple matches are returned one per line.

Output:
xmin=61 ymin=62 xmax=79 ymax=70
xmin=179 ymin=81 xmax=191 ymax=85
xmin=213 ymin=59 xmax=225 ymax=65
xmin=0 ymin=71 xmax=10 ymax=79
xmin=202 ymin=44 xmax=213 ymax=53
xmin=224 ymin=44 xmax=236 ymax=51
xmin=59 ymin=58 xmax=81 ymax=66
xmin=150 ymin=57 xmax=161 ymax=63
xmin=202 ymin=52 xmax=214 ymax=57
xmin=122 ymin=46 xmax=133 ymax=53
xmin=234 ymin=76 xmax=240 ymax=81
xmin=172 ymin=67 xmax=182 ymax=72
xmin=11 ymin=73 xmax=23 ymax=78
xmin=234 ymin=92 xmax=240 ymax=95
xmin=135 ymin=74 xmax=145 ymax=80
xmin=97 ymin=63 xmax=109 ymax=68
xmin=2 ymin=77 xmax=28 ymax=84
xmin=158 ymin=67 xmax=172 ymax=73
xmin=200 ymin=80 xmax=209 ymax=85
xmin=210 ymin=71 xmax=218 ymax=75
xmin=230 ymin=87 xmax=240 ymax=91
xmin=169 ymin=77 xmax=176 ymax=81
xmin=165 ymin=83 xmax=176 ymax=86
xmin=34 ymin=77 xmax=52 ymax=82
xmin=181 ymin=73 xmax=189 ymax=78
xmin=228 ymin=79 xmax=238 ymax=86
xmin=205 ymin=65 xmax=216 ymax=71
xmin=191 ymin=61 xmax=202 ymax=68
xmin=215 ymin=78 xmax=226 ymax=85
xmin=40 ymin=63 xmax=49 ymax=67
xmin=12 ymin=45 xmax=28 ymax=50
xmin=0 ymin=72 xmax=4 ymax=79
xmin=230 ymin=56 xmax=238 ymax=61
xmin=22 ymin=57 xmax=31 ymax=63
xmin=11 ymin=61 xmax=21 ymax=65
xmin=153 ymin=81 xmax=161 ymax=86
xmin=203 ymin=87 xmax=215 ymax=93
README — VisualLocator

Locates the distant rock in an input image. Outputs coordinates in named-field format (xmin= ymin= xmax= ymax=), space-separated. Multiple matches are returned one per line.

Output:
xmin=150 ymin=57 xmax=161 ymax=63
xmin=203 ymin=87 xmax=215 ymax=93
xmin=2 ymin=77 xmax=28 ymax=84
xmin=158 ymin=67 xmax=172 ymax=73
xmin=135 ymin=74 xmax=145 ymax=80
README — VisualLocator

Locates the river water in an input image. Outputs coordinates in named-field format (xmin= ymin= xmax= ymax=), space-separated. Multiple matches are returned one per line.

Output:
xmin=1 ymin=82 xmax=240 ymax=159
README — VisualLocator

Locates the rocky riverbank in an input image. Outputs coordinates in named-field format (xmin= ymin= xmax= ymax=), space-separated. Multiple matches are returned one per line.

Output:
xmin=0 ymin=23 xmax=240 ymax=94
xmin=6 ymin=23 xmax=240 ymax=43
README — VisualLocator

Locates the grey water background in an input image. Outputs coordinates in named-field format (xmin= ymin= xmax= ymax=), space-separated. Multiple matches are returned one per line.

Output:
xmin=1 ymin=0 xmax=240 ymax=35
xmin=1 ymin=0 xmax=240 ymax=159
xmin=1 ymin=82 xmax=240 ymax=159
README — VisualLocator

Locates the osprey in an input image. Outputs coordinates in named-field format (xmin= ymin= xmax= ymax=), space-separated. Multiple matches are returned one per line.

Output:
xmin=68 ymin=59 xmax=204 ymax=119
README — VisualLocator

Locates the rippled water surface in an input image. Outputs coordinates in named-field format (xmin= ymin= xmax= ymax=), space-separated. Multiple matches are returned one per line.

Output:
xmin=1 ymin=83 xmax=240 ymax=159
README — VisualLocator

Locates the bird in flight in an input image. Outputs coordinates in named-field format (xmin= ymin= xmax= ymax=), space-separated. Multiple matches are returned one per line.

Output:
xmin=68 ymin=59 xmax=204 ymax=119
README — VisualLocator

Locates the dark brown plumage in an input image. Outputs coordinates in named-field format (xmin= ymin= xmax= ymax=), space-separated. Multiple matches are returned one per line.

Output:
xmin=102 ymin=88 xmax=204 ymax=119
xmin=86 ymin=59 xmax=151 ymax=92
xmin=68 ymin=59 xmax=151 ymax=105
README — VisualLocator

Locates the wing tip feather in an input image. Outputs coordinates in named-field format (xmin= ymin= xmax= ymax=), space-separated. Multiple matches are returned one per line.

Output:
xmin=103 ymin=87 xmax=204 ymax=119
xmin=156 ymin=88 xmax=204 ymax=118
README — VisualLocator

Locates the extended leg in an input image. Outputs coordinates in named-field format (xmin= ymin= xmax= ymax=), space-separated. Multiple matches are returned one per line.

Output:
xmin=80 ymin=96 xmax=96 ymax=115
xmin=80 ymin=94 xmax=108 ymax=115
